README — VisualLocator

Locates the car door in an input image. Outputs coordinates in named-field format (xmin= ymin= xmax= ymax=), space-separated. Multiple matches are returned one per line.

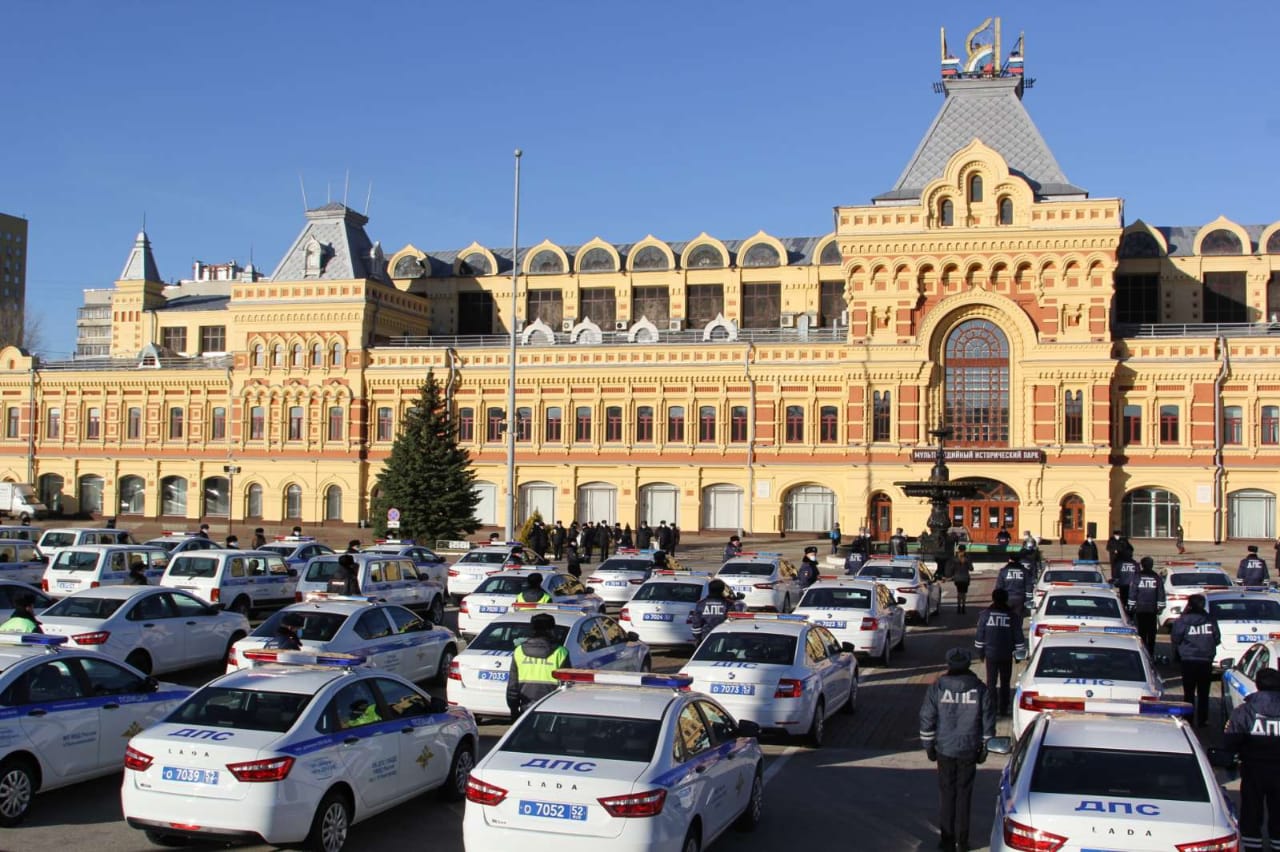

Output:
xmin=815 ymin=624 xmax=855 ymax=703
xmin=803 ymin=628 xmax=838 ymax=714
xmin=165 ymin=591 xmax=227 ymax=667
xmin=596 ymin=615 xmax=640 ymax=670
xmin=671 ymin=701 xmax=733 ymax=838
xmin=372 ymin=676 xmax=451 ymax=797
xmin=919 ymin=565 xmax=940 ymax=613
xmin=124 ymin=592 xmax=186 ymax=673
xmin=695 ymin=699 xmax=754 ymax=825
xmin=352 ymin=607 xmax=405 ymax=672
xmin=384 ymin=605 xmax=442 ymax=682
xmin=74 ymin=656 xmax=168 ymax=769
xmin=1233 ymin=645 xmax=1267 ymax=707
xmin=319 ymin=679 xmax=401 ymax=813
xmin=572 ymin=616 xmax=611 ymax=668
xmin=5 ymin=659 xmax=100 ymax=782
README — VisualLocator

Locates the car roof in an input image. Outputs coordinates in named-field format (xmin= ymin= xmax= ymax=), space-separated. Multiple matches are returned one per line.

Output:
xmin=0 ymin=646 xmax=102 ymax=672
xmin=1206 ymin=589 xmax=1278 ymax=600
xmin=722 ymin=554 xmax=784 ymax=564
xmin=484 ymin=568 xmax=548 ymax=578
xmin=41 ymin=527 xmax=123 ymax=534
xmin=534 ymin=682 xmax=681 ymax=718
xmin=172 ymin=548 xmax=279 ymax=558
xmin=281 ymin=600 xmax=376 ymax=616
xmin=489 ymin=608 xmax=591 ymax=627
xmin=716 ymin=618 xmax=809 ymax=635
xmin=1039 ymin=713 xmax=1194 ymax=753
xmin=641 ymin=573 xmax=710 ymax=584
xmin=863 ymin=557 xmax=921 ymax=566
xmin=54 ymin=544 xmax=164 ymax=554
xmin=1041 ymin=586 xmax=1119 ymax=600
xmin=1034 ymin=631 xmax=1147 ymax=652
xmin=0 ymin=537 xmax=37 ymax=544
xmin=1166 ymin=564 xmax=1228 ymax=574
xmin=213 ymin=664 xmax=351 ymax=695
xmin=58 ymin=585 xmax=163 ymax=600
xmin=804 ymin=578 xmax=882 ymax=591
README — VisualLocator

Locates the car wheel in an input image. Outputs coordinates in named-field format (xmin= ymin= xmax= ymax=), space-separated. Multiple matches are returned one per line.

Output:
xmin=640 ymin=655 xmax=652 ymax=673
xmin=682 ymin=823 xmax=702 ymax=852
xmin=877 ymin=635 xmax=892 ymax=667
xmin=433 ymin=645 xmax=457 ymax=687
xmin=428 ymin=595 xmax=445 ymax=626
xmin=143 ymin=830 xmax=191 ymax=847
xmin=896 ymin=628 xmax=906 ymax=651
xmin=439 ymin=740 xmax=475 ymax=802
xmin=224 ymin=632 xmax=245 ymax=665
xmin=733 ymin=768 xmax=764 ymax=831
xmin=305 ymin=788 xmax=352 ymax=852
xmin=125 ymin=650 xmax=153 ymax=675
xmin=0 ymin=756 xmax=36 ymax=827
xmin=921 ymin=603 xmax=930 ymax=626
xmin=18 ymin=513 xmax=29 ymax=525
xmin=230 ymin=596 xmax=252 ymax=618
xmin=806 ymin=700 xmax=826 ymax=748
xmin=841 ymin=677 xmax=858 ymax=715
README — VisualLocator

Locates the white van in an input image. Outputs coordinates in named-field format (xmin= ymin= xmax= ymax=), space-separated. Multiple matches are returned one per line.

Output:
xmin=0 ymin=539 xmax=48 ymax=585
xmin=40 ymin=544 xmax=168 ymax=597
xmin=160 ymin=549 xmax=296 ymax=616
xmin=37 ymin=527 xmax=134 ymax=562
xmin=294 ymin=553 xmax=447 ymax=623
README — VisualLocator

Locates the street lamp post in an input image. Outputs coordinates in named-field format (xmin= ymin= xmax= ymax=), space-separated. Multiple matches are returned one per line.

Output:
xmin=505 ymin=149 xmax=522 ymax=541
xmin=223 ymin=464 xmax=241 ymax=541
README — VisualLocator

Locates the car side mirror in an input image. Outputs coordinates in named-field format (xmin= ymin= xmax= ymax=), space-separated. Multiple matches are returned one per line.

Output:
xmin=626 ymin=631 xmax=640 ymax=642
xmin=896 ymin=597 xmax=908 ymax=605
xmin=287 ymin=568 xmax=298 ymax=577
xmin=210 ymin=602 xmax=226 ymax=612
xmin=735 ymin=720 xmax=762 ymax=739
xmin=986 ymin=736 xmax=1013 ymax=755
xmin=143 ymin=676 xmax=160 ymax=693
xmin=428 ymin=695 xmax=450 ymax=714
xmin=1220 ymin=658 xmax=1235 ymax=671
xmin=418 ymin=620 xmax=432 ymax=632
xmin=840 ymin=641 xmax=857 ymax=655
xmin=1208 ymin=747 xmax=1238 ymax=770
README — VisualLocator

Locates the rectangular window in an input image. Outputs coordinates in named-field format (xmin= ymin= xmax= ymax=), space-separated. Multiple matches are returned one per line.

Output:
xmin=199 ymin=325 xmax=226 ymax=354
xmin=1159 ymin=404 xmax=1179 ymax=444
xmin=741 ymin=282 xmax=781 ymax=329
xmin=1268 ymin=273 xmax=1280 ymax=323
xmin=1122 ymin=404 xmax=1142 ymax=446
xmin=730 ymin=406 xmax=748 ymax=443
xmin=872 ymin=391 xmax=891 ymax=442
xmin=699 ymin=406 xmax=716 ymax=443
xmin=458 ymin=407 xmax=474 ymax=442
xmin=632 ymin=286 xmax=669 ymax=326
xmin=636 ymin=406 xmax=654 ymax=443
xmin=327 ymin=406 xmax=344 ymax=441
xmin=820 ymin=281 xmax=847 ymax=327
xmin=376 ymin=407 xmax=393 ymax=441
xmin=544 ymin=407 xmax=562 ymax=443
xmin=580 ymin=288 xmax=617 ymax=328
xmin=46 ymin=407 xmax=60 ymax=439
xmin=526 ymin=290 xmax=564 ymax=330
xmin=1064 ymin=391 xmax=1084 ymax=444
xmin=168 ymin=407 xmax=184 ymax=440
xmin=1263 ymin=406 xmax=1280 ymax=446
xmin=785 ymin=406 xmax=805 ymax=443
xmin=575 ymin=407 xmax=592 ymax=442
xmin=160 ymin=326 xmax=187 ymax=354
xmin=667 ymin=406 xmax=685 ymax=442
xmin=288 ymin=406 xmax=304 ymax=441
xmin=458 ymin=292 xmax=495 ymax=335
xmin=515 ymin=408 xmax=532 ymax=442
xmin=486 ymin=407 xmax=504 ymax=442
xmin=605 ymin=406 xmax=622 ymax=442
xmin=1203 ymin=272 xmax=1248 ymax=324
xmin=250 ymin=405 xmax=265 ymax=440
xmin=820 ymin=406 xmax=838 ymax=443
xmin=686 ymin=284 xmax=724 ymax=328
xmin=125 ymin=407 xmax=140 ymax=440
xmin=1113 ymin=274 xmax=1160 ymax=326
xmin=1223 ymin=405 xmax=1243 ymax=445
xmin=211 ymin=406 xmax=226 ymax=440
xmin=4 ymin=407 xmax=17 ymax=439
xmin=86 ymin=407 xmax=101 ymax=440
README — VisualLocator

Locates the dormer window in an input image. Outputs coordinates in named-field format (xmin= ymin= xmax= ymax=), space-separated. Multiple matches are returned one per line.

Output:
xmin=998 ymin=197 xmax=1013 ymax=225
xmin=968 ymin=174 xmax=983 ymax=202
xmin=940 ymin=199 xmax=955 ymax=227
xmin=303 ymin=237 xmax=327 ymax=276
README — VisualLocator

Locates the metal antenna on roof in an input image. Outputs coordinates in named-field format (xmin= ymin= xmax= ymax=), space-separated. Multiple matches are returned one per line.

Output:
xmin=364 ymin=181 xmax=373 ymax=216
xmin=343 ymin=169 xmax=350 ymax=208
xmin=326 ymin=182 xmax=331 ymax=204
xmin=141 ymin=211 xmax=146 ymax=232
xmin=298 ymin=174 xmax=309 ymax=211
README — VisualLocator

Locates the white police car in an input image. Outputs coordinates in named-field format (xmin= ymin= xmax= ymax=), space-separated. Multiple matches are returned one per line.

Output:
xmin=0 ymin=539 xmax=47 ymax=586
xmin=142 ymin=531 xmax=222 ymax=559
xmin=448 ymin=543 xmax=537 ymax=603
xmin=1032 ymin=562 xmax=1108 ymax=610
xmin=618 ymin=571 xmax=732 ymax=646
xmin=256 ymin=535 xmax=336 ymax=569
xmin=855 ymin=557 xmax=943 ymax=625
xmin=1161 ymin=561 xmax=1236 ymax=629
xmin=41 ymin=544 xmax=168 ymax=597
xmin=0 ymin=526 xmax=41 ymax=545
xmin=39 ymin=586 xmax=251 ymax=676
xmin=585 ymin=549 xmax=679 ymax=607
xmin=0 ymin=633 xmax=191 ymax=825
xmin=160 ymin=548 xmax=297 ymax=616
xmin=1222 ymin=637 xmax=1280 ymax=711
xmin=458 ymin=570 xmax=602 ymax=636
xmin=988 ymin=703 xmax=1238 ymax=852
xmin=295 ymin=553 xmax=447 ymax=624
xmin=0 ymin=581 xmax=53 ymax=623
xmin=35 ymin=527 xmax=134 ymax=562
xmin=360 ymin=538 xmax=449 ymax=587
xmin=228 ymin=599 xmax=460 ymax=685
xmin=463 ymin=669 xmax=765 ymax=852
xmin=450 ymin=605 xmax=650 ymax=720
xmin=1029 ymin=585 xmax=1128 ymax=655
xmin=121 ymin=652 xmax=479 ymax=851
xmin=679 ymin=613 xmax=857 ymax=747
xmin=716 ymin=552 xmax=801 ymax=613
xmin=793 ymin=576 xmax=906 ymax=666
xmin=1204 ymin=588 xmax=1280 ymax=669
xmin=1011 ymin=627 xmax=1163 ymax=740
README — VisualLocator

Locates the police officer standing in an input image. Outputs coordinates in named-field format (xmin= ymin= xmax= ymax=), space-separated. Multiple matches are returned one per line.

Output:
xmin=690 ymin=579 xmax=733 ymax=646
xmin=722 ymin=535 xmax=742 ymax=563
xmin=1169 ymin=593 xmax=1219 ymax=727
xmin=265 ymin=612 xmax=304 ymax=650
xmin=845 ymin=536 xmax=868 ymax=576
xmin=328 ymin=554 xmax=361 ymax=596
xmin=798 ymin=546 xmax=820 ymax=588
xmin=1128 ymin=556 xmax=1166 ymax=657
xmin=1077 ymin=535 xmax=1099 ymax=562
xmin=252 ymin=527 xmax=267 ymax=549
xmin=519 ymin=573 xmax=553 ymax=604
xmin=1112 ymin=551 xmax=1140 ymax=610
xmin=919 ymin=647 xmax=996 ymax=852
xmin=945 ymin=546 xmax=974 ymax=614
xmin=1223 ymin=666 xmax=1280 ymax=852
xmin=127 ymin=559 xmax=149 ymax=585
xmin=506 ymin=613 xmax=569 ymax=717
xmin=0 ymin=593 xmax=42 ymax=633
xmin=890 ymin=528 xmax=908 ymax=557
xmin=974 ymin=588 xmax=1025 ymax=716
xmin=1239 ymin=545 xmax=1270 ymax=587
xmin=995 ymin=556 xmax=1033 ymax=620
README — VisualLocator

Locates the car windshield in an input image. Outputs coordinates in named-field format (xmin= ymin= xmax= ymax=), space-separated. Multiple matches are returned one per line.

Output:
xmin=40 ymin=532 xmax=77 ymax=548
xmin=167 ymin=555 xmax=219 ymax=579
xmin=166 ymin=686 xmax=313 ymax=734
xmin=596 ymin=558 xmax=648 ymax=573
xmin=1034 ymin=647 xmax=1147 ymax=681
xmin=251 ymin=610 xmax=348 ymax=642
xmin=1044 ymin=596 xmax=1122 ymax=619
xmin=1172 ymin=572 xmax=1232 ymax=587
xmin=692 ymin=632 xmax=796 ymax=665
xmin=1211 ymin=598 xmax=1280 ymax=621
xmin=1030 ymin=746 xmax=1208 ymax=802
xmin=718 ymin=561 xmax=775 ymax=577
xmin=800 ymin=587 xmax=872 ymax=609
xmin=51 ymin=551 xmax=100 ymax=572
xmin=858 ymin=563 xmax=916 ymax=581
xmin=502 ymin=711 xmax=661 ymax=763
xmin=1042 ymin=570 xmax=1104 ymax=584
xmin=43 ymin=596 xmax=125 ymax=619
xmin=631 ymin=582 xmax=703 ymax=603
xmin=305 ymin=558 xmax=340 ymax=582
xmin=258 ymin=544 xmax=298 ymax=557
xmin=459 ymin=551 xmax=511 ymax=565
xmin=476 ymin=576 xmax=533 ymax=595
xmin=469 ymin=622 xmax=572 ymax=652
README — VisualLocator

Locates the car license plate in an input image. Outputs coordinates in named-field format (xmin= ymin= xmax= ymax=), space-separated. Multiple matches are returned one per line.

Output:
xmin=733 ymin=586 xmax=752 ymax=595
xmin=816 ymin=620 xmax=847 ymax=629
xmin=161 ymin=766 xmax=219 ymax=785
xmin=1238 ymin=634 xmax=1264 ymax=643
xmin=710 ymin=682 xmax=756 ymax=696
xmin=643 ymin=613 xmax=674 ymax=622
xmin=518 ymin=800 xmax=588 ymax=821
xmin=57 ymin=580 xmax=76 ymax=591
xmin=479 ymin=606 xmax=508 ymax=614
xmin=604 ymin=581 xmax=628 ymax=587
xmin=478 ymin=670 xmax=508 ymax=681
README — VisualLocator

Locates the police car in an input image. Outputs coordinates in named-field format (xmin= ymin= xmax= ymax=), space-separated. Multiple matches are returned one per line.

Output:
xmin=458 ymin=570 xmax=602 ymax=636
xmin=359 ymin=538 xmax=449 ymax=587
xmin=1028 ymin=585 xmax=1129 ymax=655
xmin=0 ymin=633 xmax=191 ymax=825
xmin=228 ymin=599 xmax=461 ymax=686
xmin=1222 ymin=637 xmax=1280 ymax=711
xmin=586 ymin=549 xmax=677 ymax=606
xmin=1203 ymin=588 xmax=1280 ymax=669
xmin=0 ymin=581 xmax=53 ymax=623
xmin=0 ymin=526 xmax=41 ymax=545
xmin=448 ymin=543 xmax=539 ymax=603
xmin=0 ymin=539 xmax=48 ymax=586
xmin=1031 ymin=562 xmax=1108 ymax=610
xmin=1011 ymin=627 xmax=1163 ymax=740
xmin=40 ymin=544 xmax=168 ymax=597
xmin=256 ymin=535 xmax=336 ymax=569
xmin=35 ymin=526 xmax=134 ymax=561
xmin=618 ymin=571 xmax=737 ymax=646
xmin=449 ymin=605 xmax=651 ymax=720
xmin=855 ymin=557 xmax=943 ymax=625
xmin=121 ymin=653 xmax=479 ymax=851
xmin=142 ymin=531 xmax=222 ymax=559
xmin=793 ymin=576 xmax=906 ymax=666
xmin=716 ymin=552 xmax=802 ymax=613
xmin=39 ymin=586 xmax=251 ymax=676
xmin=679 ymin=613 xmax=858 ymax=746
xmin=160 ymin=548 xmax=297 ymax=616
xmin=463 ymin=669 xmax=765 ymax=852
xmin=1160 ymin=561 xmax=1236 ymax=630
xmin=295 ymin=553 xmax=447 ymax=624
xmin=988 ymin=703 xmax=1238 ymax=852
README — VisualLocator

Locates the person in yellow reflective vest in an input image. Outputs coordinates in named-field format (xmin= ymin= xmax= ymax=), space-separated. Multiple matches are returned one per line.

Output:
xmin=506 ymin=613 xmax=569 ymax=717
xmin=518 ymin=573 xmax=553 ymax=604
xmin=0 ymin=593 xmax=42 ymax=634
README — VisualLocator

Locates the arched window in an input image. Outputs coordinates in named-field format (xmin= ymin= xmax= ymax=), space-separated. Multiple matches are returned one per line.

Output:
xmin=631 ymin=246 xmax=669 ymax=271
xmin=945 ymin=319 xmax=1010 ymax=446
xmin=285 ymin=484 xmax=303 ymax=519
xmin=246 ymin=484 xmax=263 ymax=518
xmin=291 ymin=343 xmax=304 ymax=367
xmin=636 ymin=406 xmax=654 ymax=442
xmin=1119 ymin=230 xmax=1163 ymax=258
xmin=998 ymin=197 xmax=1013 ymax=225
xmin=160 ymin=476 xmax=188 ymax=516
xmin=1201 ymin=229 xmax=1243 ymax=256
xmin=119 ymin=475 xmax=145 ymax=514
xmin=324 ymin=486 xmax=343 ymax=521
xmin=311 ymin=343 xmax=323 ymax=366
xmin=460 ymin=252 xmax=492 ymax=276
xmin=331 ymin=341 xmax=345 ymax=367
xmin=741 ymin=243 xmax=780 ymax=268
xmin=667 ymin=406 xmax=685 ymax=442
xmin=528 ymin=250 xmax=563 ymax=274
xmin=819 ymin=241 xmax=842 ymax=266
xmin=577 ymin=247 xmax=615 ymax=273
xmin=77 ymin=474 xmax=102 ymax=515
xmin=272 ymin=344 xmax=284 ymax=367
xmin=252 ymin=344 xmax=265 ymax=367
xmin=1268 ymin=231 xmax=1280 ymax=255
xmin=685 ymin=245 xmax=725 ymax=269
xmin=968 ymin=174 xmax=984 ymax=202
xmin=604 ymin=406 xmax=622 ymax=442
xmin=1121 ymin=488 xmax=1180 ymax=538
xmin=940 ymin=199 xmax=955 ymax=227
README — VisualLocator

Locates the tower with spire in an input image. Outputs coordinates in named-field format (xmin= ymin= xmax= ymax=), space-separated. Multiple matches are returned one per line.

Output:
xmin=110 ymin=229 xmax=166 ymax=357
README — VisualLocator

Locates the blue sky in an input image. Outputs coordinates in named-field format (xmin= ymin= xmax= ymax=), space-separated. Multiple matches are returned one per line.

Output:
xmin=6 ymin=1 xmax=1279 ymax=355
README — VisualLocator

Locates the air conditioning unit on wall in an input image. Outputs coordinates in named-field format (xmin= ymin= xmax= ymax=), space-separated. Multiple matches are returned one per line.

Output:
xmin=614 ymin=320 xmax=628 ymax=331
xmin=780 ymin=313 xmax=797 ymax=328
xmin=668 ymin=319 xmax=684 ymax=331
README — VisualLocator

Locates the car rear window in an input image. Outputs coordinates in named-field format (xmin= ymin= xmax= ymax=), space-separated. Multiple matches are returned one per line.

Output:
xmin=43 ymin=596 xmax=125 ymax=619
xmin=476 ymin=576 xmax=532 ymax=595
xmin=469 ymin=622 xmax=572 ymax=652
xmin=692 ymin=632 xmax=796 ymax=665
xmin=167 ymin=555 xmax=219 ymax=579
xmin=459 ymin=551 xmax=510 ymax=565
xmin=718 ymin=561 xmax=774 ymax=577
xmin=304 ymin=558 xmax=340 ymax=582
xmin=596 ymin=558 xmax=649 ymax=573
xmin=1042 ymin=570 xmax=1104 ymax=584
xmin=1030 ymin=746 xmax=1208 ymax=802
xmin=252 ymin=610 xmax=347 ymax=642
xmin=144 ymin=539 xmax=183 ymax=553
xmin=1211 ymin=598 xmax=1280 ymax=621
xmin=800 ymin=587 xmax=872 ymax=609
xmin=258 ymin=544 xmax=296 ymax=557
xmin=502 ymin=711 xmax=661 ymax=763
xmin=1034 ymin=647 xmax=1147 ymax=681
xmin=40 ymin=532 xmax=77 ymax=549
xmin=632 ymin=582 xmax=702 ymax=603
xmin=857 ymin=563 xmax=916 ymax=581
xmin=167 ymin=686 xmax=313 ymax=733
xmin=1171 ymin=572 xmax=1232 ymax=588
xmin=1044 ymin=596 xmax=1122 ymax=619
xmin=51 ymin=551 xmax=100 ymax=572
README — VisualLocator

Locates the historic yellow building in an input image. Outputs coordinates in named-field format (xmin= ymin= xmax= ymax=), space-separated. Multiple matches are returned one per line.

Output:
xmin=3 ymin=25 xmax=1280 ymax=544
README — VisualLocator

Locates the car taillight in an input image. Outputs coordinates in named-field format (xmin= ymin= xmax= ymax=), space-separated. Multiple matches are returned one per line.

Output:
xmin=295 ymin=592 xmax=303 ymax=602
xmin=861 ymin=617 xmax=879 ymax=630
xmin=90 ymin=581 xmax=101 ymax=589
xmin=226 ymin=756 xmax=294 ymax=782
xmin=619 ymin=607 xmax=630 ymax=622
xmin=40 ymin=578 xmax=48 ymax=592
xmin=597 ymin=788 xmax=666 ymax=818
xmin=629 ymin=578 xmax=645 ymax=585
xmin=775 ymin=678 xmax=804 ymax=698
xmin=1017 ymin=691 xmax=1084 ymax=712
xmin=1176 ymin=835 xmax=1240 ymax=852
xmin=448 ymin=569 xmax=460 ymax=577
xmin=124 ymin=746 xmax=153 ymax=771
xmin=1003 ymin=817 xmax=1067 ymax=852
xmin=897 ymin=586 xmax=918 ymax=594
xmin=227 ymin=647 xmax=238 ymax=667
xmin=1034 ymin=624 xmax=1080 ymax=637
xmin=448 ymin=660 xmax=461 ymax=681
xmin=73 ymin=631 xmax=111 ymax=645
xmin=460 ymin=599 xmax=470 ymax=614
xmin=753 ymin=582 xmax=775 ymax=589
xmin=465 ymin=776 xmax=508 ymax=806
xmin=211 ymin=588 xmax=220 ymax=603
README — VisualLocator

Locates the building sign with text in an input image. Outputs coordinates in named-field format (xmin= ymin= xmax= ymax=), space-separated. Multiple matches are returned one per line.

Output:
xmin=910 ymin=448 xmax=1046 ymax=463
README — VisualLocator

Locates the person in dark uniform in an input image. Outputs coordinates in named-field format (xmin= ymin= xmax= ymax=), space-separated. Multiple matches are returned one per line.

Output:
xmin=1223 ymin=666 xmax=1280 ymax=852
xmin=994 ymin=527 xmax=1011 ymax=552
xmin=651 ymin=549 xmax=669 ymax=571
xmin=252 ymin=527 xmax=267 ymax=549
xmin=829 ymin=522 xmax=842 ymax=555
xmin=551 ymin=521 xmax=567 ymax=560
xmin=889 ymin=528 xmax=908 ymax=557
xmin=845 ymin=536 xmax=868 ymax=576
xmin=519 ymin=573 xmax=552 ymax=604
xmin=127 ymin=558 xmax=149 ymax=585
xmin=919 ymin=647 xmax=995 ymax=852
xmin=1076 ymin=536 xmax=1099 ymax=562
xmin=345 ymin=539 xmax=361 ymax=554
xmin=506 ymin=613 xmax=569 ymax=718
xmin=565 ymin=543 xmax=582 ymax=579
xmin=798 ymin=546 xmax=820 ymax=588
xmin=945 ymin=546 xmax=974 ymax=614
xmin=265 ymin=612 xmax=304 ymax=650
xmin=197 ymin=523 xmax=210 ymax=540
xmin=690 ymin=579 xmax=733 ymax=646
xmin=1105 ymin=528 xmax=1133 ymax=573
xmin=596 ymin=521 xmax=612 ymax=562
xmin=722 ymin=535 xmax=742 ymax=563
xmin=1169 ymin=593 xmax=1219 ymax=727
xmin=328 ymin=554 xmax=361 ymax=595
xmin=1111 ymin=552 xmax=1140 ymax=610
xmin=1239 ymin=545 xmax=1270 ymax=587
xmin=226 ymin=534 xmax=239 ymax=549
xmin=995 ymin=556 xmax=1032 ymax=620
xmin=1128 ymin=556 xmax=1166 ymax=657
xmin=974 ymin=588 xmax=1025 ymax=716
xmin=581 ymin=522 xmax=595 ymax=563
xmin=621 ymin=524 xmax=633 ymax=549
xmin=0 ymin=593 xmax=42 ymax=633
xmin=657 ymin=521 xmax=675 ymax=553
xmin=1174 ymin=523 xmax=1186 ymax=555
xmin=637 ymin=522 xmax=653 ymax=550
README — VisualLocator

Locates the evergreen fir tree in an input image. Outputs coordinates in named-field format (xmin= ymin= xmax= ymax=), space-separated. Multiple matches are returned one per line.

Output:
xmin=370 ymin=371 xmax=480 ymax=544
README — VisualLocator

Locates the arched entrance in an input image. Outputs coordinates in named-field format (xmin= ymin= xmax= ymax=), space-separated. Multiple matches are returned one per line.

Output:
xmin=1229 ymin=489 xmax=1275 ymax=539
xmin=1060 ymin=494 xmax=1086 ymax=545
xmin=37 ymin=474 xmax=64 ymax=514
xmin=869 ymin=492 xmax=893 ymax=541
xmin=784 ymin=484 xmax=836 ymax=533
xmin=519 ymin=482 xmax=556 ymax=524
xmin=576 ymin=482 xmax=617 ymax=524
xmin=702 ymin=484 xmax=742 ymax=531
xmin=1122 ymin=488 xmax=1180 ymax=538
xmin=949 ymin=479 xmax=1019 ymax=544
xmin=639 ymin=483 xmax=678 ymax=528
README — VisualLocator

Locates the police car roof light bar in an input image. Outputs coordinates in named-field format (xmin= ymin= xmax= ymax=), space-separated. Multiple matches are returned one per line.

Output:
xmin=242 ymin=649 xmax=367 ymax=668
xmin=310 ymin=593 xmax=378 ymax=604
xmin=275 ymin=535 xmax=316 ymax=542
xmin=552 ymin=669 xmax=693 ymax=690
xmin=737 ymin=551 xmax=782 ymax=558
xmin=726 ymin=612 xmax=809 ymax=621
xmin=374 ymin=538 xmax=413 ymax=545
xmin=1194 ymin=562 xmax=1222 ymax=568
xmin=161 ymin=530 xmax=198 ymax=537
xmin=0 ymin=633 xmax=68 ymax=648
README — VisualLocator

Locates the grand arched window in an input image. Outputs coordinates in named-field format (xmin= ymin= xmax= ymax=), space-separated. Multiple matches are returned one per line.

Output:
xmin=945 ymin=319 xmax=1010 ymax=446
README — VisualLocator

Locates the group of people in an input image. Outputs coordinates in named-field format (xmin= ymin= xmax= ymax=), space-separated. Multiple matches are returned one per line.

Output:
xmin=516 ymin=519 xmax=682 ymax=567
